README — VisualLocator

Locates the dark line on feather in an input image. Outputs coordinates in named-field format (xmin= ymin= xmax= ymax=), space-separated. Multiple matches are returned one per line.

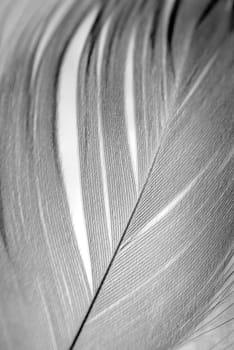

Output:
xmin=106 ymin=10 xmax=126 ymax=67
xmin=191 ymin=317 xmax=234 ymax=340
xmin=86 ymin=7 xmax=104 ymax=71
xmin=68 ymin=1 xmax=234 ymax=347
xmin=196 ymin=0 xmax=220 ymax=28
xmin=0 ymin=180 xmax=8 ymax=254
xmin=117 ymin=0 xmax=136 ymax=38
xmin=27 ymin=3 xmax=71 ymax=176
xmin=167 ymin=0 xmax=181 ymax=57
xmin=27 ymin=6 xmax=59 ymax=139
xmin=69 ymin=134 xmax=165 ymax=349
xmin=229 ymin=0 xmax=234 ymax=32
xmin=149 ymin=1 xmax=163 ymax=54
xmin=138 ymin=0 xmax=148 ymax=14
xmin=104 ymin=0 xmax=136 ymax=71
xmin=195 ymin=299 xmax=234 ymax=334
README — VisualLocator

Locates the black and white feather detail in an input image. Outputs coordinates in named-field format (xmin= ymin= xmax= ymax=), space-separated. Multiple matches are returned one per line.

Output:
xmin=0 ymin=1 xmax=234 ymax=349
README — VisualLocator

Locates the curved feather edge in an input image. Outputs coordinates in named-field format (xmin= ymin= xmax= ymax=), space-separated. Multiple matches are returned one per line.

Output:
xmin=0 ymin=1 xmax=234 ymax=350
xmin=72 ymin=1 xmax=234 ymax=349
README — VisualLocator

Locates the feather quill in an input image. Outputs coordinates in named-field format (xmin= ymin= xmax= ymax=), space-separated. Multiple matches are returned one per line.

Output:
xmin=0 ymin=0 xmax=234 ymax=349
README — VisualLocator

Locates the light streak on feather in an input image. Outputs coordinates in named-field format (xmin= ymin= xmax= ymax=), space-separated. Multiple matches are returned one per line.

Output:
xmin=161 ymin=0 xmax=177 ymax=121
xmin=35 ymin=176 xmax=54 ymax=259
xmin=88 ymin=218 xmax=213 ymax=324
xmin=37 ymin=278 xmax=58 ymax=350
xmin=120 ymin=149 xmax=221 ymax=255
xmin=138 ymin=177 xmax=200 ymax=236
xmin=217 ymin=145 xmax=234 ymax=174
xmin=177 ymin=54 xmax=217 ymax=114
xmin=31 ymin=1 xmax=73 ymax=84
xmin=137 ymin=151 xmax=219 ymax=238
xmin=37 ymin=175 xmax=84 ymax=306
xmin=15 ymin=85 xmax=27 ymax=237
xmin=57 ymin=8 xmax=99 ymax=292
xmin=91 ymin=175 xmax=234 ymax=326
xmin=59 ymin=271 xmax=74 ymax=339
xmin=122 ymin=169 xmax=234 ymax=257
xmin=61 ymin=271 xmax=73 ymax=312
xmin=2 ymin=2 xmax=234 ymax=349
xmin=125 ymin=27 xmax=138 ymax=190
xmin=97 ymin=15 xmax=113 ymax=252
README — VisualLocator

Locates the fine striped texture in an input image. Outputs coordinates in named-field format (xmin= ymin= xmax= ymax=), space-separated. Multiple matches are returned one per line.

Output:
xmin=0 ymin=1 xmax=234 ymax=349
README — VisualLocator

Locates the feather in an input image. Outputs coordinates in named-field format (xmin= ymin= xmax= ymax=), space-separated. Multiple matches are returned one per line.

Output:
xmin=0 ymin=0 xmax=234 ymax=349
